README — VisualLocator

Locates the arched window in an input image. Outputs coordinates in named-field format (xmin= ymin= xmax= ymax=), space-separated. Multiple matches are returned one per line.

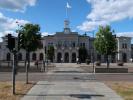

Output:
xmin=39 ymin=53 xmax=44 ymax=61
xmin=32 ymin=53 xmax=36 ymax=61
xmin=6 ymin=53 xmax=11 ymax=61
xmin=18 ymin=53 xmax=22 ymax=61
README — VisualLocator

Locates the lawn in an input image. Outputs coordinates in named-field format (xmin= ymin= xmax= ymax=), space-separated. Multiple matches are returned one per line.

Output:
xmin=106 ymin=81 xmax=133 ymax=100
xmin=0 ymin=81 xmax=34 ymax=100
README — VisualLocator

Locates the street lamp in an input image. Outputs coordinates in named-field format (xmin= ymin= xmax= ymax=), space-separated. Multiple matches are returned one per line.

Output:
xmin=87 ymin=30 xmax=95 ymax=73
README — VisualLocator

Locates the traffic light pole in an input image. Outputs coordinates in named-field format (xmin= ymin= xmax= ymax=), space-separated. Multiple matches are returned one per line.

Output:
xmin=12 ymin=51 xmax=16 ymax=95
xmin=6 ymin=34 xmax=17 ymax=95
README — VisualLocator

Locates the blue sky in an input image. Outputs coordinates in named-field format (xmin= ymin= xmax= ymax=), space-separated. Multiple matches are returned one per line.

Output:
xmin=0 ymin=0 xmax=133 ymax=39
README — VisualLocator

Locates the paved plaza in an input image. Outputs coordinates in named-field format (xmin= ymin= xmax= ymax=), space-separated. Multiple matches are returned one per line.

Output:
xmin=21 ymin=63 xmax=123 ymax=100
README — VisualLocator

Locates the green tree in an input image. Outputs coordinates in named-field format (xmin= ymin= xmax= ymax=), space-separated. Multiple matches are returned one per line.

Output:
xmin=47 ymin=45 xmax=54 ymax=62
xmin=17 ymin=23 xmax=42 ymax=84
xmin=94 ymin=25 xmax=116 ymax=68
xmin=78 ymin=47 xmax=88 ymax=63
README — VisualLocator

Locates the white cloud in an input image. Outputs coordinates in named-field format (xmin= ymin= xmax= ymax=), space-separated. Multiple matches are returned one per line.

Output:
xmin=77 ymin=20 xmax=107 ymax=31
xmin=0 ymin=12 xmax=29 ymax=41
xmin=0 ymin=0 xmax=37 ymax=12
xmin=78 ymin=0 xmax=133 ymax=32
xmin=0 ymin=12 xmax=29 ymax=32
xmin=42 ymin=32 xmax=55 ymax=36
xmin=117 ymin=32 xmax=133 ymax=37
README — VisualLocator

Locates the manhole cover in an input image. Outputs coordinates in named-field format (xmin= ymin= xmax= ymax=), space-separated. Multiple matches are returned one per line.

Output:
xmin=73 ymin=77 xmax=80 ymax=79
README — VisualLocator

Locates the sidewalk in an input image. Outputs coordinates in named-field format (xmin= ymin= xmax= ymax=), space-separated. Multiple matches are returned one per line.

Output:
xmin=21 ymin=63 xmax=123 ymax=100
xmin=21 ymin=81 xmax=123 ymax=100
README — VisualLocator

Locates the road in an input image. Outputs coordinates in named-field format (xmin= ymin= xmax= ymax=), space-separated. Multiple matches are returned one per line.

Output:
xmin=0 ymin=63 xmax=133 ymax=82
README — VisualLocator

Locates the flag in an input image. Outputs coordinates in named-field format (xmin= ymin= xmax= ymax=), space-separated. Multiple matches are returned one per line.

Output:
xmin=66 ymin=2 xmax=71 ymax=8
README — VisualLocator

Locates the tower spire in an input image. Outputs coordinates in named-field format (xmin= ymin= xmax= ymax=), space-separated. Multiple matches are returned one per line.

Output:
xmin=64 ymin=1 xmax=71 ymax=34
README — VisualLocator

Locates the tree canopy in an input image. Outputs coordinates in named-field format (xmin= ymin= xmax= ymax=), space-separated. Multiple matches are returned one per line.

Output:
xmin=17 ymin=23 xmax=42 ymax=52
xmin=94 ymin=25 xmax=116 ymax=55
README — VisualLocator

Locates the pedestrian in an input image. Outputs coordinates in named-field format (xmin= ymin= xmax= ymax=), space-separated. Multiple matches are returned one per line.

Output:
xmin=35 ymin=60 xmax=39 ymax=69
xmin=41 ymin=60 xmax=45 ymax=72
xmin=61 ymin=57 xmax=63 ymax=63
xmin=76 ymin=57 xmax=79 ymax=64
xmin=130 ymin=58 xmax=133 ymax=62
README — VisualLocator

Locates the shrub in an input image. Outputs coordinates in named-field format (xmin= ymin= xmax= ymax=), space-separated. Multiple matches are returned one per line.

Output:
xmin=86 ymin=59 xmax=91 ymax=65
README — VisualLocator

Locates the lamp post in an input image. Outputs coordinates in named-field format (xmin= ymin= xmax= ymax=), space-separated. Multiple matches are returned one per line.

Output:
xmin=87 ymin=30 xmax=95 ymax=73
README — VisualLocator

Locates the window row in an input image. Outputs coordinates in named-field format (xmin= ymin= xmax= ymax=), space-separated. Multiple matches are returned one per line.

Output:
xmin=122 ymin=43 xmax=127 ymax=49
xmin=6 ymin=53 xmax=44 ymax=61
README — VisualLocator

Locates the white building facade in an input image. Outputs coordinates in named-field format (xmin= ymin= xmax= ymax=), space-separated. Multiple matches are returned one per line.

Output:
xmin=0 ymin=20 xmax=132 ymax=63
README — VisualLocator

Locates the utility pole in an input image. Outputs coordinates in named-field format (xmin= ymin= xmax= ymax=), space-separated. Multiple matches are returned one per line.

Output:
xmin=92 ymin=31 xmax=95 ymax=73
xmin=87 ymin=31 xmax=95 ymax=73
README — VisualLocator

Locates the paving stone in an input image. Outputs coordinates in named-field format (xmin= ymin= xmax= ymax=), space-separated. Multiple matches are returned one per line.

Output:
xmin=21 ymin=63 xmax=124 ymax=100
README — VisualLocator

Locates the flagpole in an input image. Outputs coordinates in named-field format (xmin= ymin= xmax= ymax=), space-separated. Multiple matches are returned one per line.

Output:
xmin=66 ymin=2 xmax=71 ymax=20
xmin=66 ymin=6 xmax=68 ymax=19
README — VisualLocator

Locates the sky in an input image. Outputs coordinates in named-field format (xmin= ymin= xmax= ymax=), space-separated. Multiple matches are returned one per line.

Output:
xmin=0 ymin=0 xmax=133 ymax=41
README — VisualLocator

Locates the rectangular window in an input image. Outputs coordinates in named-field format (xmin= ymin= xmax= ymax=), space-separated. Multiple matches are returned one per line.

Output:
xmin=122 ymin=43 xmax=127 ymax=49
xmin=122 ymin=44 xmax=124 ymax=48
xmin=83 ymin=43 xmax=85 ymax=47
xmin=72 ymin=42 xmax=75 ymax=47
xmin=80 ymin=43 xmax=82 ymax=47
xmin=125 ymin=44 xmax=127 ymax=49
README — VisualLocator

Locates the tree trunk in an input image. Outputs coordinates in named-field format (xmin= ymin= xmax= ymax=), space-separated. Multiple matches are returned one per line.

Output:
xmin=106 ymin=55 xmax=110 ymax=68
xmin=26 ymin=51 xmax=30 ymax=84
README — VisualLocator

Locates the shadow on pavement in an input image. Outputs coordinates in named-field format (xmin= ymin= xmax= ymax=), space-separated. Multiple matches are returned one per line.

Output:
xmin=16 ymin=93 xmax=104 ymax=99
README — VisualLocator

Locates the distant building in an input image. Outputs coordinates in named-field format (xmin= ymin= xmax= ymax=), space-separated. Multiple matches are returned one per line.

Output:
xmin=116 ymin=37 xmax=132 ymax=62
xmin=0 ymin=20 xmax=132 ymax=63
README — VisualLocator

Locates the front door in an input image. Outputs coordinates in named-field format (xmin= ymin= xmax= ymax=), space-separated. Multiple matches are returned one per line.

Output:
xmin=57 ymin=53 xmax=62 ymax=63
xmin=122 ymin=53 xmax=127 ymax=62
xmin=64 ymin=53 xmax=69 ymax=63
xmin=72 ymin=53 xmax=76 ymax=63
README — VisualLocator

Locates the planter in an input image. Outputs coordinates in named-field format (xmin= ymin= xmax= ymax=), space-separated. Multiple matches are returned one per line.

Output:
xmin=95 ymin=68 xmax=128 ymax=73
xmin=117 ymin=61 xmax=124 ymax=66
xmin=95 ymin=61 xmax=101 ymax=66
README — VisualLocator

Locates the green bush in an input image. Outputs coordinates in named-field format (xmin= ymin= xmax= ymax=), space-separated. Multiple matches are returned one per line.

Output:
xmin=86 ymin=59 xmax=91 ymax=65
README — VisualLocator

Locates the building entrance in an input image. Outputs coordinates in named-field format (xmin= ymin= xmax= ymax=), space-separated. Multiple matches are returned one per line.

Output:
xmin=64 ymin=53 xmax=69 ymax=63
xmin=57 ymin=53 xmax=62 ymax=63
xmin=122 ymin=53 xmax=127 ymax=62
xmin=72 ymin=53 xmax=76 ymax=63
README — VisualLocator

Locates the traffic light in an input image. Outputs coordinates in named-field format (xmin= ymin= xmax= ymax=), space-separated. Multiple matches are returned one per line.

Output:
xmin=18 ymin=33 xmax=23 ymax=51
xmin=6 ymin=34 xmax=15 ymax=51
